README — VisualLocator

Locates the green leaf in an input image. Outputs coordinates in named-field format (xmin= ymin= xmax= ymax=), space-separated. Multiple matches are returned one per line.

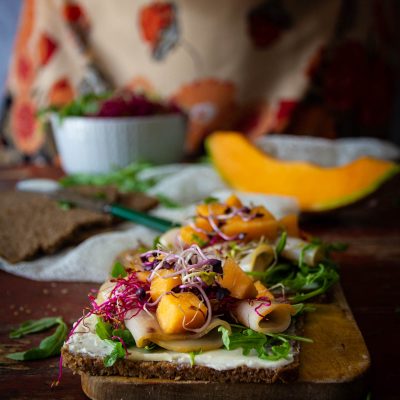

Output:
xmin=144 ymin=342 xmax=159 ymax=351
xmin=156 ymin=194 xmax=180 ymax=208
xmin=59 ymin=161 xmax=156 ymax=194
xmin=218 ymin=325 xmax=311 ymax=362
xmin=57 ymin=200 xmax=73 ymax=211
xmin=112 ymin=329 xmax=135 ymax=347
xmin=153 ymin=235 xmax=161 ymax=248
xmin=275 ymin=231 xmax=287 ymax=256
xmin=110 ymin=261 xmax=127 ymax=279
xmin=291 ymin=303 xmax=316 ymax=316
xmin=191 ymin=234 xmax=208 ymax=247
xmin=103 ymin=340 xmax=126 ymax=367
xmin=189 ymin=350 xmax=202 ymax=367
xmin=95 ymin=318 xmax=113 ymax=340
xmin=9 ymin=317 xmax=61 ymax=339
xmin=7 ymin=319 xmax=67 ymax=361
xmin=203 ymin=196 xmax=219 ymax=204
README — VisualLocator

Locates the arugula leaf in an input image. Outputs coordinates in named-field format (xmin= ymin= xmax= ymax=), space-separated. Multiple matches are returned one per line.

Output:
xmin=95 ymin=318 xmax=113 ymax=340
xmin=110 ymin=261 xmax=127 ymax=278
xmin=203 ymin=196 xmax=219 ymax=204
xmin=41 ymin=92 xmax=112 ymax=120
xmin=95 ymin=318 xmax=135 ymax=347
xmin=275 ymin=231 xmax=287 ymax=256
xmin=291 ymin=303 xmax=316 ymax=316
xmin=156 ymin=194 xmax=180 ymax=208
xmin=219 ymin=325 xmax=312 ymax=362
xmin=9 ymin=317 xmax=61 ymax=339
xmin=57 ymin=200 xmax=73 ymax=211
xmin=7 ymin=318 xmax=67 ymax=361
xmin=103 ymin=340 xmax=126 ymax=367
xmin=59 ymin=161 xmax=156 ymax=193
xmin=112 ymin=329 xmax=135 ymax=347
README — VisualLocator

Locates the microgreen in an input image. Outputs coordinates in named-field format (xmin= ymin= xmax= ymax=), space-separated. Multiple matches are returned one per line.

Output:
xmin=275 ymin=231 xmax=287 ymax=256
xmin=189 ymin=350 xmax=202 ymax=367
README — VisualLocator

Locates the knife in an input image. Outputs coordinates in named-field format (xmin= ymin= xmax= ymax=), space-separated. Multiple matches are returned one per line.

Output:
xmin=17 ymin=180 xmax=180 ymax=233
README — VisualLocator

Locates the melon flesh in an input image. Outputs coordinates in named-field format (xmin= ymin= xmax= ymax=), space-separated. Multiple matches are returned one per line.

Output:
xmin=207 ymin=132 xmax=399 ymax=211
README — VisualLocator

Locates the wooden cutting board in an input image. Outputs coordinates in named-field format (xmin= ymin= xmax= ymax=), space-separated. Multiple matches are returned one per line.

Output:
xmin=81 ymin=285 xmax=370 ymax=400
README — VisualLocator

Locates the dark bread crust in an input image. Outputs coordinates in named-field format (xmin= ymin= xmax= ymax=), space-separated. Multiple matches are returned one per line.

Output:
xmin=0 ymin=190 xmax=158 ymax=263
xmin=61 ymin=343 xmax=300 ymax=384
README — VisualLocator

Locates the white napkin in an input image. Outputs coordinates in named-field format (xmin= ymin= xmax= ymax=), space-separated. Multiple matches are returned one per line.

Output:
xmin=2 ymin=134 xmax=397 ymax=283
xmin=0 ymin=165 xmax=298 ymax=283
xmin=256 ymin=135 xmax=399 ymax=167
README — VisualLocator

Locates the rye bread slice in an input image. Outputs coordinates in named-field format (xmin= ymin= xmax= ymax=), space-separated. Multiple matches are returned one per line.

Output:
xmin=0 ymin=189 xmax=158 ymax=263
xmin=61 ymin=344 xmax=300 ymax=384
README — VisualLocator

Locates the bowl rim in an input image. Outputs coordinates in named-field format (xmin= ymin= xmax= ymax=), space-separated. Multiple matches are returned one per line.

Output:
xmin=49 ymin=112 xmax=185 ymax=124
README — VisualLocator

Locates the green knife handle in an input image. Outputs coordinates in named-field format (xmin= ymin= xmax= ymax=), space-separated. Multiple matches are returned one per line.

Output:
xmin=107 ymin=204 xmax=180 ymax=232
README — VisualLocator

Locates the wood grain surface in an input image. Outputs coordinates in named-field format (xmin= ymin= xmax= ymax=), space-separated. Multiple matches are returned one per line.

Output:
xmin=0 ymin=166 xmax=399 ymax=399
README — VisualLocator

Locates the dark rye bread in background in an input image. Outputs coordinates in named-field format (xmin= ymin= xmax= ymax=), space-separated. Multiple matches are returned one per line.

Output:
xmin=61 ymin=344 xmax=300 ymax=384
xmin=0 ymin=188 xmax=158 ymax=263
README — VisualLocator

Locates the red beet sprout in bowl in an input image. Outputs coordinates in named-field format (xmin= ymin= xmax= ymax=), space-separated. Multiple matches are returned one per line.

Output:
xmin=94 ymin=91 xmax=183 ymax=118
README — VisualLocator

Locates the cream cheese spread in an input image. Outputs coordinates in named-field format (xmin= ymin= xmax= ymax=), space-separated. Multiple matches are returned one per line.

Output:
xmin=66 ymin=317 xmax=294 ymax=371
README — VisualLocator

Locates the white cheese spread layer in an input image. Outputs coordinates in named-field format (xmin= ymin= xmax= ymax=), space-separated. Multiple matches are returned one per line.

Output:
xmin=66 ymin=318 xmax=294 ymax=371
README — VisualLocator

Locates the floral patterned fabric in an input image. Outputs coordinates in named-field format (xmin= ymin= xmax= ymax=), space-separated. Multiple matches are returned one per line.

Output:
xmin=4 ymin=0 xmax=398 ymax=161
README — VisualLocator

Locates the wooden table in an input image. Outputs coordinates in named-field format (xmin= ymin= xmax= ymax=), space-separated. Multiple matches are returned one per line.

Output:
xmin=0 ymin=166 xmax=399 ymax=400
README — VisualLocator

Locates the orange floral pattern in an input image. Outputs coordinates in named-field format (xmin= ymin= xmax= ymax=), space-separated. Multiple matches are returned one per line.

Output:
xmin=38 ymin=33 xmax=58 ymax=66
xmin=173 ymin=79 xmax=237 ymax=153
xmin=139 ymin=2 xmax=179 ymax=60
xmin=11 ymin=98 xmax=43 ymax=154
xmin=3 ymin=0 xmax=396 ymax=161
xmin=48 ymin=78 xmax=75 ymax=107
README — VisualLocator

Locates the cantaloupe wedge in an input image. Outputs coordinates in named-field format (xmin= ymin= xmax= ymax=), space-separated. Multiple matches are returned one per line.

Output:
xmin=156 ymin=292 xmax=207 ymax=334
xmin=150 ymin=269 xmax=182 ymax=301
xmin=207 ymin=132 xmax=400 ymax=211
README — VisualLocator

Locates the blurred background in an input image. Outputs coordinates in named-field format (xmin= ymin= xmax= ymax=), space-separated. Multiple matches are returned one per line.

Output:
xmin=0 ymin=0 xmax=399 ymax=167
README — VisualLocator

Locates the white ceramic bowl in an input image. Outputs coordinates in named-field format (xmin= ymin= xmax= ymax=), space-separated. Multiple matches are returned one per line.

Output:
xmin=50 ymin=114 xmax=186 ymax=174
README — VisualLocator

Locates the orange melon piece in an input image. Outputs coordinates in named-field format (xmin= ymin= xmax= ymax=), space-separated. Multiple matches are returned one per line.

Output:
xmin=196 ymin=203 xmax=228 ymax=217
xmin=254 ymin=280 xmax=274 ymax=300
xmin=225 ymin=194 xmax=243 ymax=208
xmin=251 ymin=205 xmax=275 ymax=220
xmin=194 ymin=216 xmax=213 ymax=233
xmin=221 ymin=216 xmax=279 ymax=241
xmin=279 ymin=214 xmax=300 ymax=237
xmin=150 ymin=269 xmax=182 ymax=301
xmin=156 ymin=292 xmax=207 ymax=334
xmin=207 ymin=132 xmax=400 ymax=211
xmin=218 ymin=258 xmax=257 ymax=299
xmin=136 ymin=271 xmax=150 ymax=283
xmin=179 ymin=226 xmax=209 ymax=246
